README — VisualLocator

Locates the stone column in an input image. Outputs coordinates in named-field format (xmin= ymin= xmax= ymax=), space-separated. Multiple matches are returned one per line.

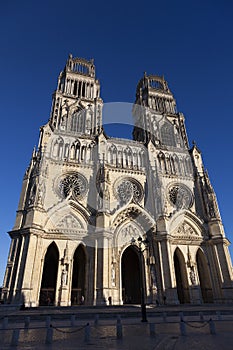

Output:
xmin=93 ymin=239 xmax=98 ymax=305
xmin=3 ymin=235 xmax=23 ymax=304
xmin=212 ymin=239 xmax=233 ymax=301
xmin=158 ymin=238 xmax=178 ymax=304
xmin=94 ymin=229 xmax=112 ymax=305
xmin=20 ymin=234 xmax=41 ymax=307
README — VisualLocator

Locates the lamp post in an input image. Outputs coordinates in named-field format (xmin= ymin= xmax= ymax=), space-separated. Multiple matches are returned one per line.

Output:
xmin=131 ymin=236 xmax=149 ymax=322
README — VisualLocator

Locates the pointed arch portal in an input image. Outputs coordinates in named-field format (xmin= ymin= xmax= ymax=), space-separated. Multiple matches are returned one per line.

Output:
xmin=39 ymin=242 xmax=59 ymax=306
xmin=196 ymin=249 xmax=213 ymax=303
xmin=71 ymin=245 xmax=86 ymax=305
xmin=174 ymin=249 xmax=190 ymax=304
xmin=121 ymin=246 xmax=141 ymax=304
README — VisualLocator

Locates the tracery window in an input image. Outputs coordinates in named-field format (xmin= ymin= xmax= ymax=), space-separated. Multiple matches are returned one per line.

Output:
xmin=57 ymin=172 xmax=88 ymax=201
xmin=114 ymin=177 xmax=144 ymax=205
xmin=161 ymin=123 xmax=175 ymax=147
xmin=168 ymin=184 xmax=193 ymax=210
xmin=71 ymin=110 xmax=84 ymax=133
xmin=149 ymin=79 xmax=164 ymax=90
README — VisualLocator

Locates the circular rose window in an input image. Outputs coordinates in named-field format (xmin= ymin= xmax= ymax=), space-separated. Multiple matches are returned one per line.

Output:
xmin=57 ymin=172 xmax=88 ymax=201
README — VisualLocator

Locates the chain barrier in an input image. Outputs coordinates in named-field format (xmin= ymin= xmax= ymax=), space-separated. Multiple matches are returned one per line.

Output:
xmin=183 ymin=319 xmax=210 ymax=329
xmin=51 ymin=324 xmax=86 ymax=334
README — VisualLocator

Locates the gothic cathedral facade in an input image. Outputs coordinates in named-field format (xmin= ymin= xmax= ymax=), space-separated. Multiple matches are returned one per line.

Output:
xmin=2 ymin=55 xmax=233 ymax=307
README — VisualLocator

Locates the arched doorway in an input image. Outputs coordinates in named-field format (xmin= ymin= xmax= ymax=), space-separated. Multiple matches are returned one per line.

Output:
xmin=174 ymin=249 xmax=190 ymax=304
xmin=71 ymin=245 xmax=86 ymax=305
xmin=121 ymin=246 xmax=141 ymax=304
xmin=39 ymin=242 xmax=59 ymax=306
xmin=196 ymin=249 xmax=213 ymax=303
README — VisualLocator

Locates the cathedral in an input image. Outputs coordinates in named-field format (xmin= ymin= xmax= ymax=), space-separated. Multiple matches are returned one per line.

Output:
xmin=2 ymin=55 xmax=233 ymax=307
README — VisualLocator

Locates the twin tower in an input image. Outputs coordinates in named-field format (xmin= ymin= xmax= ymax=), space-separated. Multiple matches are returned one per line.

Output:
xmin=2 ymin=54 xmax=233 ymax=307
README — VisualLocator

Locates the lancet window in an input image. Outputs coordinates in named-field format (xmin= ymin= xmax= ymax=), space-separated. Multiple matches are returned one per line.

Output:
xmin=161 ymin=122 xmax=175 ymax=147
xmin=71 ymin=110 xmax=85 ymax=133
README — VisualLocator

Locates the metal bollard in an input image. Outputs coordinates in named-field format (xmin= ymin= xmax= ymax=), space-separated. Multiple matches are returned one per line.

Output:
xmin=94 ymin=314 xmax=99 ymax=326
xmin=71 ymin=314 xmax=75 ymax=327
xmin=180 ymin=320 xmax=187 ymax=336
xmin=46 ymin=316 xmax=51 ymax=328
xmin=116 ymin=316 xmax=122 ymax=339
xmin=199 ymin=312 xmax=204 ymax=322
xmin=3 ymin=317 xmax=8 ymax=329
xmin=149 ymin=323 xmax=155 ymax=337
xmin=45 ymin=325 xmax=53 ymax=344
xmin=24 ymin=316 xmax=30 ymax=329
xmin=84 ymin=323 xmax=91 ymax=343
xmin=179 ymin=312 xmax=184 ymax=322
xmin=162 ymin=312 xmax=167 ymax=322
xmin=11 ymin=329 xmax=20 ymax=347
xmin=216 ymin=311 xmax=222 ymax=321
xmin=209 ymin=318 xmax=216 ymax=335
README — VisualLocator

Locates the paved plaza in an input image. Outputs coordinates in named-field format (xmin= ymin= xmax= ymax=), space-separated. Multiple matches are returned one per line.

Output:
xmin=1 ymin=304 xmax=233 ymax=349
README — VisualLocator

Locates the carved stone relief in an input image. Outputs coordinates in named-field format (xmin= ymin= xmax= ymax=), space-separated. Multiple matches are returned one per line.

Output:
xmin=57 ymin=214 xmax=83 ymax=229
xmin=117 ymin=223 xmax=140 ymax=247
xmin=175 ymin=222 xmax=198 ymax=237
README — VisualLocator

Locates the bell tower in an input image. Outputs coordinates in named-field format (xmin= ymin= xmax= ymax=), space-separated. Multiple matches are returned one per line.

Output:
xmin=132 ymin=73 xmax=188 ymax=149
xmin=50 ymin=54 xmax=103 ymax=136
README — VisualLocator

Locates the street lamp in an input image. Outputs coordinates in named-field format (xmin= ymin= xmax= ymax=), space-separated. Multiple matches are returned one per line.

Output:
xmin=131 ymin=236 xmax=149 ymax=322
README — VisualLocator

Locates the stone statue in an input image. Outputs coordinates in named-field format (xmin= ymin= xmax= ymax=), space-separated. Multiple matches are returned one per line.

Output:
xmin=189 ymin=268 xmax=196 ymax=285
xmin=37 ymin=182 xmax=45 ymax=206
xmin=111 ymin=265 xmax=116 ymax=286
xmin=61 ymin=268 xmax=67 ymax=286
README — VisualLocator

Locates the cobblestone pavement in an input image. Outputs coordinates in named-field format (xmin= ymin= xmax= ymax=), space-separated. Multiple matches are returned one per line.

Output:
xmin=1 ymin=305 xmax=233 ymax=349
xmin=1 ymin=316 xmax=233 ymax=349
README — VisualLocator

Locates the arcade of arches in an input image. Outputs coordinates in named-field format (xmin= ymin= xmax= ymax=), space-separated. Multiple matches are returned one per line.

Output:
xmin=173 ymin=248 xmax=214 ymax=304
xmin=39 ymin=243 xmax=87 ymax=306
xmin=36 ymin=240 xmax=217 ymax=307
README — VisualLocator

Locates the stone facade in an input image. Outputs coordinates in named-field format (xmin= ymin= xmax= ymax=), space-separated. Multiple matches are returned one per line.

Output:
xmin=2 ymin=55 xmax=233 ymax=307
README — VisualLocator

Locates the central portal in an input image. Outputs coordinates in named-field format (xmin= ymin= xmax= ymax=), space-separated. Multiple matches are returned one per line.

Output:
xmin=121 ymin=246 xmax=140 ymax=304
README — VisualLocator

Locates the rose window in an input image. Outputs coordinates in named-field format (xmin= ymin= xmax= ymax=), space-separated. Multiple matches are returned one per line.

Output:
xmin=168 ymin=184 xmax=193 ymax=210
xmin=115 ymin=177 xmax=143 ymax=204
xmin=117 ymin=180 xmax=134 ymax=203
xmin=57 ymin=173 xmax=87 ymax=201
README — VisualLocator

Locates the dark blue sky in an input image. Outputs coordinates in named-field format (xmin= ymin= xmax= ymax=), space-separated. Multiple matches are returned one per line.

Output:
xmin=0 ymin=0 xmax=233 ymax=284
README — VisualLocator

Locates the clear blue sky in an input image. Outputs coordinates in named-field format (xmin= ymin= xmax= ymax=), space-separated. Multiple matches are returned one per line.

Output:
xmin=0 ymin=0 xmax=233 ymax=285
